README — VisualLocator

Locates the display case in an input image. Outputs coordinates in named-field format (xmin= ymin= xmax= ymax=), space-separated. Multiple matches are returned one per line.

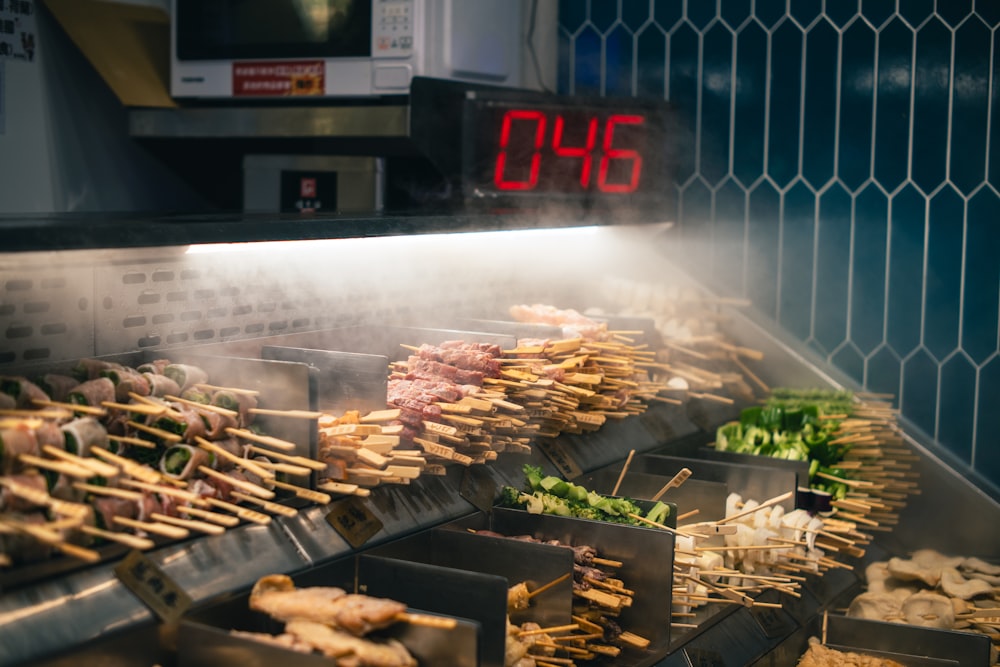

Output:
xmin=1 ymin=212 xmax=998 ymax=667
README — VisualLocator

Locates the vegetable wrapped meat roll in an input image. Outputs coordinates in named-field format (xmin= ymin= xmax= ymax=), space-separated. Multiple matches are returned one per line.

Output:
xmin=0 ymin=376 xmax=50 ymax=409
xmin=203 ymin=411 xmax=238 ymax=440
xmin=136 ymin=359 xmax=171 ymax=375
xmin=60 ymin=417 xmax=108 ymax=457
xmin=68 ymin=377 xmax=115 ymax=407
xmin=152 ymin=405 xmax=207 ymax=442
xmin=35 ymin=374 xmax=79 ymax=403
xmin=160 ymin=444 xmax=213 ymax=480
xmin=99 ymin=366 xmax=151 ymax=401
xmin=72 ymin=358 xmax=122 ymax=382
xmin=212 ymin=390 xmax=258 ymax=426
xmin=1 ymin=425 xmax=40 ymax=474
xmin=142 ymin=372 xmax=181 ymax=398
xmin=163 ymin=364 xmax=208 ymax=392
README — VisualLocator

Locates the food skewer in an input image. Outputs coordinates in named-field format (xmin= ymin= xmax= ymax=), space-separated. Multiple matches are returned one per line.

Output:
xmin=177 ymin=505 xmax=241 ymax=527
xmin=42 ymin=445 xmax=120 ymax=477
xmin=72 ymin=482 xmax=144 ymax=501
xmin=17 ymin=453 xmax=94 ymax=479
xmin=100 ymin=401 xmax=166 ymax=416
xmin=651 ymin=467 xmax=692 ymax=502
xmin=229 ymin=491 xmax=298 ymax=517
xmin=197 ymin=465 xmax=276 ymax=499
xmin=204 ymin=497 xmax=272 ymax=525
xmin=126 ymin=420 xmax=183 ymax=443
xmin=611 ymin=449 xmax=635 ymax=496
xmin=248 ymin=408 xmax=323 ymax=419
xmin=194 ymin=437 xmax=274 ymax=480
xmin=224 ymin=427 xmax=296 ymax=452
xmin=31 ymin=399 xmax=107 ymax=417
xmin=79 ymin=524 xmax=155 ymax=551
xmin=265 ymin=479 xmax=332 ymax=505
xmin=150 ymin=512 xmax=226 ymax=536
xmin=106 ymin=434 xmax=158 ymax=449
xmin=246 ymin=445 xmax=326 ymax=471
xmin=527 ymin=572 xmax=572 ymax=600
xmin=715 ymin=490 xmax=793 ymax=525
xmin=164 ymin=395 xmax=238 ymax=418
xmin=194 ymin=383 xmax=259 ymax=396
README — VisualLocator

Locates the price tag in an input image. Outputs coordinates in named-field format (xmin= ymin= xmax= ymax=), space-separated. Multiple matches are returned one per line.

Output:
xmin=537 ymin=439 xmax=583 ymax=480
xmin=460 ymin=466 xmax=497 ymax=513
xmin=326 ymin=497 xmax=383 ymax=548
xmin=750 ymin=604 xmax=795 ymax=639
xmin=114 ymin=550 xmax=191 ymax=623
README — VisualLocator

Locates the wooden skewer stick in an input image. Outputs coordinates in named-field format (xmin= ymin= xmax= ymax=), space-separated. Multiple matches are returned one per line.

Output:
xmin=651 ymin=467 xmax=692 ymax=502
xmin=591 ymin=556 xmax=623 ymax=568
xmin=611 ymin=449 xmax=635 ymax=496
xmin=164 ymin=395 xmax=238 ymax=418
xmin=225 ymin=427 xmax=296 ymax=451
xmin=251 ymin=459 xmax=313 ymax=477
xmin=204 ymin=497 xmax=271 ymax=525
xmin=100 ymin=401 xmax=166 ymax=416
xmin=16 ymin=523 xmax=101 ymax=562
xmin=626 ymin=512 xmax=680 ymax=534
xmin=0 ymin=477 xmax=90 ymax=519
xmin=318 ymin=481 xmax=371 ymax=498
xmin=150 ymin=512 xmax=225 ymax=536
xmin=126 ymin=420 xmax=183 ymax=443
xmin=32 ymin=399 xmax=106 ymax=416
xmin=194 ymin=437 xmax=273 ymax=480
xmin=246 ymin=445 xmax=327 ymax=471
xmin=394 ymin=612 xmax=458 ymax=629
xmin=197 ymin=465 xmax=275 ymax=499
xmin=127 ymin=393 xmax=185 ymax=420
xmin=518 ymin=623 xmax=579 ymax=638
xmin=527 ymin=572 xmax=572 ymax=599
xmin=89 ymin=447 xmax=163 ymax=484
xmin=716 ymin=491 xmax=794 ymax=525
xmin=106 ymin=434 xmax=157 ymax=449
xmin=112 ymin=515 xmax=190 ymax=539
xmin=248 ymin=408 xmax=323 ymax=419
xmin=194 ymin=383 xmax=260 ymax=396
xmin=265 ymin=479 xmax=331 ymax=505
xmin=177 ymin=505 xmax=241 ymax=527
xmin=18 ymin=453 xmax=94 ymax=479
xmin=72 ymin=482 xmax=144 ymax=501
xmin=42 ymin=445 xmax=120 ymax=477
xmin=119 ymin=478 xmax=206 ymax=505
xmin=79 ymin=524 xmax=155 ymax=550
xmin=676 ymin=508 xmax=701 ymax=522
xmin=229 ymin=491 xmax=298 ymax=517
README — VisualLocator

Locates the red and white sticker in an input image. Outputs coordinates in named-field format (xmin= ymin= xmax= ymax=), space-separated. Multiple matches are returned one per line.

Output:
xmin=232 ymin=60 xmax=324 ymax=97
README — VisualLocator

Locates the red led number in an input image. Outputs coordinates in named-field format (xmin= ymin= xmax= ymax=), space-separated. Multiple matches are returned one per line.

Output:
xmin=492 ymin=110 xmax=645 ymax=193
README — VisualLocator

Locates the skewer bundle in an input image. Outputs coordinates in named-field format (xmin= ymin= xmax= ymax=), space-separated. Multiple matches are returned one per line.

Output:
xmin=0 ymin=359 xmax=324 ymax=568
xmin=316 ymin=409 xmax=428 ymax=491
xmin=714 ymin=387 xmax=916 ymax=531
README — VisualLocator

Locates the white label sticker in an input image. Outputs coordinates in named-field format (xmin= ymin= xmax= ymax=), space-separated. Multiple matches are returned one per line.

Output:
xmin=0 ymin=0 xmax=37 ymax=63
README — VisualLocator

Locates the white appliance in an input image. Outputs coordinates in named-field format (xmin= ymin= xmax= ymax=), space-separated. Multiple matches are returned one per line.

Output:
xmin=170 ymin=0 xmax=551 ymax=99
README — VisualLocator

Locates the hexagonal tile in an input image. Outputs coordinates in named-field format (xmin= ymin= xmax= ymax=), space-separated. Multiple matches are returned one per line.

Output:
xmin=653 ymin=0 xmax=684 ymax=32
xmin=963 ymin=191 xmax=1000 ymax=363
xmin=747 ymin=180 xmax=782 ymax=318
xmin=801 ymin=19 xmax=839 ymax=189
xmin=949 ymin=16 xmax=991 ymax=195
xmin=605 ymin=25 xmax=636 ymax=96
xmin=712 ymin=179 xmax=749 ymax=294
xmin=861 ymin=0 xmax=896 ymax=27
xmin=937 ymin=354 xmax=977 ymax=464
xmin=901 ymin=347 xmax=939 ymax=437
xmin=635 ymin=26 xmax=667 ymax=98
xmin=866 ymin=345 xmax=902 ymax=399
xmin=850 ymin=185 xmax=888 ymax=355
xmin=588 ymin=0 xmax=619 ymax=33
xmin=789 ymin=0 xmax=823 ymax=28
xmin=754 ymin=0 xmax=788 ymax=29
xmin=732 ymin=21 xmax=768 ymax=187
xmin=824 ymin=0 xmax=861 ymax=28
xmin=897 ymin=0 xmax=935 ymax=27
xmin=934 ymin=0 xmax=974 ymax=27
xmin=924 ymin=185 xmax=964 ymax=361
xmin=832 ymin=342 xmax=865 ymax=385
xmin=719 ymin=0 xmax=753 ymax=29
xmin=873 ymin=18 xmax=914 ymax=192
xmin=621 ymin=0 xmax=651 ymax=32
xmin=993 ymin=34 xmax=1000 ymax=192
xmin=559 ymin=0 xmax=589 ymax=33
xmin=669 ymin=23 xmax=701 ymax=183
xmin=838 ymin=20 xmax=877 ymax=192
xmin=813 ymin=183 xmax=853 ymax=354
xmin=975 ymin=357 xmax=1000 ymax=482
xmin=886 ymin=185 xmax=926 ymax=355
xmin=778 ymin=181 xmax=817 ymax=341
xmin=974 ymin=0 xmax=1000 ymax=25
xmin=686 ymin=0 xmax=718 ymax=29
xmin=571 ymin=26 xmax=602 ymax=95
xmin=767 ymin=20 xmax=804 ymax=188
xmin=700 ymin=23 xmax=734 ymax=187
xmin=557 ymin=31 xmax=570 ymax=93
xmin=911 ymin=17 xmax=952 ymax=194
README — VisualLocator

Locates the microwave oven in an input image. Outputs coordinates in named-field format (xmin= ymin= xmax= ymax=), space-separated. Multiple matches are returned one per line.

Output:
xmin=170 ymin=0 xmax=549 ymax=99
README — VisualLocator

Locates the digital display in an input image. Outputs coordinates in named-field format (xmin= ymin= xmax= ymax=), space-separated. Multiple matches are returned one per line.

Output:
xmin=464 ymin=97 xmax=673 ymax=204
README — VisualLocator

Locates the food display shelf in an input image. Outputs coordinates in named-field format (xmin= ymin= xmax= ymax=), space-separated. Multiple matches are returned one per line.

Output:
xmin=1 ymin=216 xmax=999 ymax=667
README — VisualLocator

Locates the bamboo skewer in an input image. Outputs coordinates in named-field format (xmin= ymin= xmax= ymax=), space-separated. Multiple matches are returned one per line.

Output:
xmin=119 ymin=479 xmax=206 ymax=505
xmin=79 ymin=524 xmax=155 ymax=550
xmin=18 ymin=453 xmax=94 ymax=479
xmin=31 ymin=399 xmax=106 ymax=416
xmin=15 ymin=523 xmax=101 ymax=562
xmin=106 ymin=434 xmax=158 ymax=449
xmin=150 ymin=512 xmax=226 ymax=536
xmin=229 ymin=491 xmax=298 ymax=517
xmin=204 ymin=497 xmax=272 ymax=525
xmin=177 ymin=505 xmax=241 ymax=527
xmin=197 ymin=465 xmax=275 ymax=499
xmin=527 ymin=572 xmax=572 ymax=599
xmin=101 ymin=401 xmax=166 ymax=416
xmin=72 ymin=482 xmax=144 ymax=501
xmin=651 ymin=467 xmax=692 ymax=502
xmin=194 ymin=437 xmax=274 ymax=479
xmin=394 ymin=612 xmax=458 ymax=629
xmin=248 ymin=408 xmax=323 ymax=419
xmin=611 ymin=449 xmax=635 ymax=496
xmin=126 ymin=420 xmax=183 ymax=443
xmin=194 ymin=383 xmax=260 ymax=396
xmin=164 ymin=395 xmax=238 ymax=418
xmin=89 ymin=447 xmax=162 ymax=484
xmin=42 ymin=445 xmax=120 ymax=477
xmin=225 ymin=427 xmax=296 ymax=451
xmin=715 ymin=491 xmax=793 ymax=525
xmin=112 ymin=516 xmax=190 ymax=539
xmin=265 ymin=479 xmax=332 ymax=505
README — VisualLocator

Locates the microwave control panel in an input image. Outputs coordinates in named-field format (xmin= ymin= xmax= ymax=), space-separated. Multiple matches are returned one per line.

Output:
xmin=373 ymin=1 xmax=414 ymax=56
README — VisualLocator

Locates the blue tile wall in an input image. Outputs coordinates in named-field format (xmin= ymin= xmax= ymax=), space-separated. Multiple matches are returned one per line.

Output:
xmin=560 ymin=2 xmax=1000 ymax=492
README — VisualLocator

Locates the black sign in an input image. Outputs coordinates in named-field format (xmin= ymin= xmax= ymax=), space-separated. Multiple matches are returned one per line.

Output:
xmin=280 ymin=170 xmax=337 ymax=213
